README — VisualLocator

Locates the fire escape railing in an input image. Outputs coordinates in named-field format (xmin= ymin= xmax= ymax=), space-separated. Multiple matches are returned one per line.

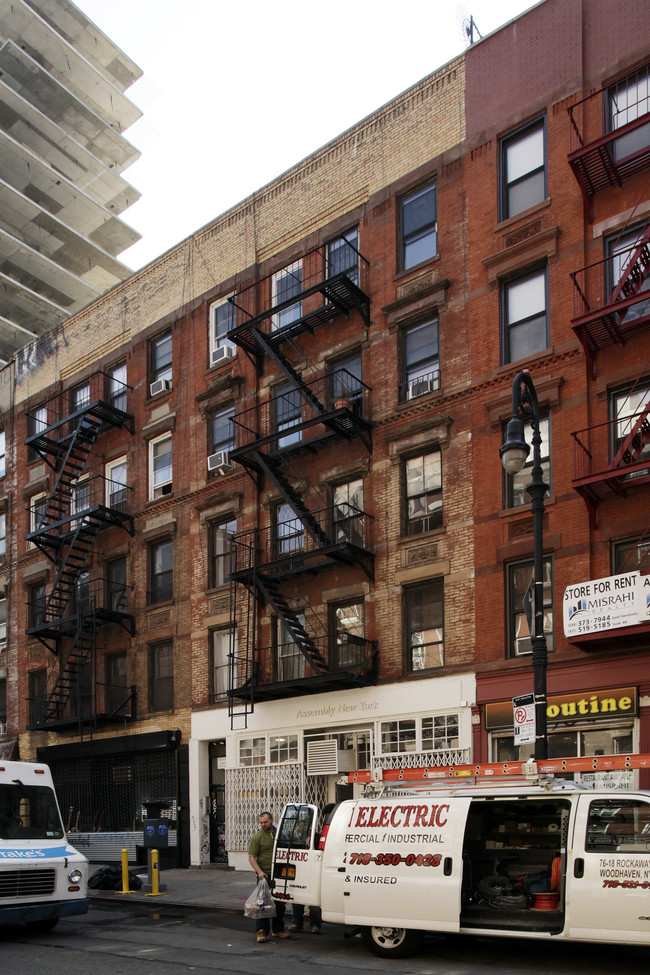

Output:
xmin=570 ymin=224 xmax=650 ymax=372
xmin=568 ymin=63 xmax=650 ymax=213
xmin=227 ymin=236 xmax=370 ymax=368
xmin=23 ymin=370 xmax=134 ymax=726
xmin=571 ymin=407 xmax=650 ymax=525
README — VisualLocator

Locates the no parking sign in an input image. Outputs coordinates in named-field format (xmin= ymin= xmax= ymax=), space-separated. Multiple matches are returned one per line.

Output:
xmin=513 ymin=693 xmax=536 ymax=746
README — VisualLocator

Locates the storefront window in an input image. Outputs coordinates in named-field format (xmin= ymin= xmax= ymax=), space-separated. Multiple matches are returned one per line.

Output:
xmin=269 ymin=735 xmax=298 ymax=764
xmin=493 ymin=724 xmax=634 ymax=786
xmin=239 ymin=737 xmax=266 ymax=766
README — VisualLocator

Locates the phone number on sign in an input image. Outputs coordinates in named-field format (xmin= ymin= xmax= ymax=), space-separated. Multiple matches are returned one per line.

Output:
xmin=348 ymin=852 xmax=442 ymax=867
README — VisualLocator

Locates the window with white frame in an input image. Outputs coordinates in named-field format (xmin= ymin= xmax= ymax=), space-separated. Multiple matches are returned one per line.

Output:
xmin=327 ymin=227 xmax=359 ymax=285
xmin=0 ymin=429 xmax=5 ymax=478
xmin=275 ymin=383 xmax=302 ymax=448
xmin=330 ymin=598 xmax=365 ymax=670
xmin=209 ymin=297 xmax=237 ymax=361
xmin=0 ymin=513 xmax=5 ymax=561
xmin=29 ymin=492 xmax=47 ymax=545
xmin=28 ymin=405 xmax=47 ymax=461
xmin=71 ymin=476 xmax=90 ymax=528
xmin=507 ymin=556 xmax=554 ymax=658
xmin=608 ymin=65 xmax=650 ymax=161
xmin=108 ymin=361 xmax=128 ymax=412
xmin=402 ymin=318 xmax=440 ymax=401
xmin=500 ymin=118 xmax=546 ymax=220
xmin=151 ymin=330 xmax=172 ymax=386
xmin=0 ymin=597 xmax=6 ymax=651
xmin=422 ymin=713 xmax=459 ymax=751
xmin=239 ymin=737 xmax=266 ymax=766
xmin=212 ymin=627 xmax=234 ymax=701
xmin=149 ymin=434 xmax=172 ymax=499
xmin=607 ymin=224 xmax=650 ymax=325
xmin=404 ymin=450 xmax=442 ymax=535
xmin=210 ymin=406 xmax=235 ymax=456
xmin=209 ymin=517 xmax=236 ymax=588
xmin=610 ymin=379 xmax=650 ymax=473
xmin=106 ymin=457 xmax=127 ymax=512
xmin=272 ymin=261 xmax=303 ymax=330
xmin=400 ymin=182 xmax=437 ymax=270
xmin=269 ymin=734 xmax=298 ymax=763
xmin=502 ymin=267 xmax=548 ymax=364
xmin=404 ymin=578 xmax=444 ymax=671
xmin=275 ymin=502 xmax=304 ymax=558
xmin=150 ymin=538 xmax=173 ymax=604
xmin=333 ymin=478 xmax=364 ymax=546
xmin=381 ymin=718 xmax=416 ymax=753
xmin=276 ymin=615 xmax=305 ymax=681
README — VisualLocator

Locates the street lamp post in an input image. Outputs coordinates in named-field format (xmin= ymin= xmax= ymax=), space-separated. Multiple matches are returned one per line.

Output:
xmin=499 ymin=371 xmax=549 ymax=761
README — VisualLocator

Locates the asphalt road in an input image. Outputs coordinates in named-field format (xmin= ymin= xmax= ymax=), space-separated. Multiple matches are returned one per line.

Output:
xmin=2 ymin=902 xmax=650 ymax=975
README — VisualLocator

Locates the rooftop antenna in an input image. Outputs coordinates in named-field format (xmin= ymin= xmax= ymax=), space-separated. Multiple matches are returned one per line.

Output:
xmin=463 ymin=14 xmax=482 ymax=44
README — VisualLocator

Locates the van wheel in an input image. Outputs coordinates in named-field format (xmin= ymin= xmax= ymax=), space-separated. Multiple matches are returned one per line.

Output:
xmin=362 ymin=925 xmax=423 ymax=957
xmin=26 ymin=919 xmax=58 ymax=934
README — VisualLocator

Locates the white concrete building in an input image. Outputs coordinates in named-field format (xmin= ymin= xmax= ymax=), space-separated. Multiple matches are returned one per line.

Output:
xmin=0 ymin=0 xmax=141 ymax=361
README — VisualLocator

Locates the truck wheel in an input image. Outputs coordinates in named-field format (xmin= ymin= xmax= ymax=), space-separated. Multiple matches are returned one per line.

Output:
xmin=362 ymin=925 xmax=423 ymax=958
xmin=26 ymin=919 xmax=59 ymax=934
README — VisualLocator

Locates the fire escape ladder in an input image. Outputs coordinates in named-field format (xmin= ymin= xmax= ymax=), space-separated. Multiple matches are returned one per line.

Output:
xmin=612 ymin=226 xmax=650 ymax=312
xmin=249 ymin=327 xmax=329 ymax=414
xmin=38 ymin=415 xmax=103 ymax=537
xmin=610 ymin=401 xmax=650 ymax=469
xmin=256 ymin=574 xmax=328 ymax=673
xmin=254 ymin=451 xmax=331 ymax=549
xmin=42 ymin=605 xmax=97 ymax=724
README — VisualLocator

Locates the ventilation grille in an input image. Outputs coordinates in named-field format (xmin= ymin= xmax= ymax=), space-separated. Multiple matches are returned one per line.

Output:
xmin=306 ymin=740 xmax=355 ymax=775
xmin=0 ymin=869 xmax=56 ymax=899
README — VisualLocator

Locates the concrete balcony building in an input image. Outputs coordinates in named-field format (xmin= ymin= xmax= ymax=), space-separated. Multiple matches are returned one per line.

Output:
xmin=0 ymin=0 xmax=142 ymax=361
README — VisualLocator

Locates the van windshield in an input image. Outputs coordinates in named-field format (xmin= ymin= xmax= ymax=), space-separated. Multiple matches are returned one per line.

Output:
xmin=0 ymin=783 xmax=64 ymax=840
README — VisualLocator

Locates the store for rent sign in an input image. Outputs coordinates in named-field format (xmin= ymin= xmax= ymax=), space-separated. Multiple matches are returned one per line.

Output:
xmin=563 ymin=571 xmax=650 ymax=638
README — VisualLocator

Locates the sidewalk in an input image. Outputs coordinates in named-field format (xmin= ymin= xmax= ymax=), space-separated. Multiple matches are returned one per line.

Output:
xmin=89 ymin=866 xmax=254 ymax=914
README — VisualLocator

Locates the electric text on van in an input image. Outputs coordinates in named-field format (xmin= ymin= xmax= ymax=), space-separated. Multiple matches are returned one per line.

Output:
xmin=272 ymin=756 xmax=650 ymax=957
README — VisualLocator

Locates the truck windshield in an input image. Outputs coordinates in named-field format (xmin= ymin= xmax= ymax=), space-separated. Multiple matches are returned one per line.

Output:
xmin=0 ymin=783 xmax=64 ymax=840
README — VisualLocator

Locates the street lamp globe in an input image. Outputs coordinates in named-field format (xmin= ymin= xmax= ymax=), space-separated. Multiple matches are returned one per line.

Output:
xmin=499 ymin=416 xmax=530 ymax=475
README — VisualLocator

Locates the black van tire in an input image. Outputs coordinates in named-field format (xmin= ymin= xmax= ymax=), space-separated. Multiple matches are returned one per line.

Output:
xmin=26 ymin=919 xmax=59 ymax=934
xmin=362 ymin=925 xmax=423 ymax=957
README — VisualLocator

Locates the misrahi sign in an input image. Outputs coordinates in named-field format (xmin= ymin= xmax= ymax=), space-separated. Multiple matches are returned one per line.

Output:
xmin=563 ymin=571 xmax=650 ymax=638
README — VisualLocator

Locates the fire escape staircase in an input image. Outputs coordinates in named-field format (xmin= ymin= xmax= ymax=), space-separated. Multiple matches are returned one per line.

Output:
xmin=24 ymin=374 xmax=135 ymax=725
xmin=571 ymin=223 xmax=650 ymax=376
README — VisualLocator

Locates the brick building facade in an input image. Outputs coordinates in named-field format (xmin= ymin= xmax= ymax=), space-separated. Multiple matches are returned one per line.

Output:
xmin=0 ymin=0 xmax=649 ymax=867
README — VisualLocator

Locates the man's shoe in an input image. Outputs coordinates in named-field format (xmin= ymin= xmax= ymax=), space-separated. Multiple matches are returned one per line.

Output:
xmin=256 ymin=930 xmax=267 ymax=943
xmin=275 ymin=930 xmax=290 ymax=939
xmin=311 ymin=926 xmax=321 ymax=934
xmin=288 ymin=923 xmax=303 ymax=932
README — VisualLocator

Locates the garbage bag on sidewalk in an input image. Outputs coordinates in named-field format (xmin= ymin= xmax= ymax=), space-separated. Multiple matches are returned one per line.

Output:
xmin=88 ymin=864 xmax=142 ymax=891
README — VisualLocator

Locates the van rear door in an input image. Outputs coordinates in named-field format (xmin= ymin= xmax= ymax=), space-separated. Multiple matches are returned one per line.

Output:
xmin=568 ymin=793 xmax=650 ymax=943
xmin=272 ymin=804 xmax=322 ymax=908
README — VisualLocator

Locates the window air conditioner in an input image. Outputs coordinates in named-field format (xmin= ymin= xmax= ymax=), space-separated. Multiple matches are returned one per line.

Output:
xmin=210 ymin=345 xmax=236 ymax=366
xmin=208 ymin=450 xmax=236 ymax=474
xmin=514 ymin=637 xmax=532 ymax=656
xmin=150 ymin=378 xmax=172 ymax=397
xmin=406 ymin=378 xmax=434 ymax=400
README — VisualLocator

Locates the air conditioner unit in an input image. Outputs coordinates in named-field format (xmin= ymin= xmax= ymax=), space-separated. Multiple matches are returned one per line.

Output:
xmin=306 ymin=740 xmax=356 ymax=776
xmin=514 ymin=637 xmax=532 ymax=656
xmin=208 ymin=450 xmax=236 ymax=474
xmin=406 ymin=378 xmax=434 ymax=400
xmin=150 ymin=378 xmax=172 ymax=397
xmin=211 ymin=345 xmax=236 ymax=366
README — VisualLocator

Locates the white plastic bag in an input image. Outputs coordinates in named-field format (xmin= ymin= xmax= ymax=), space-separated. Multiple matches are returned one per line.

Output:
xmin=244 ymin=876 xmax=276 ymax=918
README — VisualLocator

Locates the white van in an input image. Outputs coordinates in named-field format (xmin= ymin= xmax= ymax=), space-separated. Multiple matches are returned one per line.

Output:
xmin=0 ymin=760 xmax=89 ymax=932
xmin=272 ymin=770 xmax=650 ymax=957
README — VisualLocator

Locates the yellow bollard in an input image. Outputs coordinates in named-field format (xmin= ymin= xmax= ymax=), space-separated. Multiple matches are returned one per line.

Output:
xmin=145 ymin=848 xmax=160 ymax=897
xmin=120 ymin=848 xmax=131 ymax=894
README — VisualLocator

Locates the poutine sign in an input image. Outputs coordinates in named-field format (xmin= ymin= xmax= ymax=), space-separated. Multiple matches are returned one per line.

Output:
xmin=563 ymin=571 xmax=650 ymax=638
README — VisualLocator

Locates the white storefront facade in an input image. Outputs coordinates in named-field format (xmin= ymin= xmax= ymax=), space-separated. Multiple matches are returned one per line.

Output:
xmin=189 ymin=673 xmax=476 ymax=869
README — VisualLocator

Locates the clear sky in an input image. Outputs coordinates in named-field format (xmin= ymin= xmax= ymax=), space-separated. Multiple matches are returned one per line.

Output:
xmin=75 ymin=0 xmax=537 ymax=270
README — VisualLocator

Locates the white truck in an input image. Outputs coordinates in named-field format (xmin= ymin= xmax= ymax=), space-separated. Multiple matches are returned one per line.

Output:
xmin=271 ymin=755 xmax=650 ymax=957
xmin=0 ymin=760 xmax=89 ymax=932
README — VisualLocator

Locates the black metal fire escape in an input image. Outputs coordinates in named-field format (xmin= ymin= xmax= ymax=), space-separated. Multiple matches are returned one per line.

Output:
xmin=225 ymin=236 xmax=377 ymax=721
xmin=25 ymin=372 xmax=135 ymax=728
